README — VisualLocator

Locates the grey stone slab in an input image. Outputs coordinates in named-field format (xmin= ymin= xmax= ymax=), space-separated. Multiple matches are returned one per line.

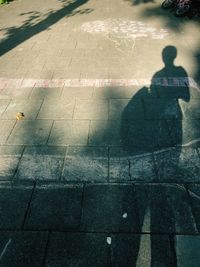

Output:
xmin=111 ymin=234 xmax=173 ymax=267
xmin=62 ymin=146 xmax=108 ymax=182
xmin=25 ymin=184 xmax=83 ymax=230
xmin=93 ymin=86 xmax=152 ymax=99
xmin=109 ymin=99 xmax=144 ymax=120
xmin=134 ymin=184 xmax=197 ymax=234
xmin=16 ymin=146 xmax=66 ymax=181
xmin=48 ymin=120 xmax=90 ymax=145
xmin=0 ymin=100 xmax=10 ymax=114
xmin=30 ymin=87 xmax=62 ymax=99
xmin=74 ymin=99 xmax=108 ymax=120
xmin=0 ymin=182 xmax=33 ymax=229
xmin=0 ymin=157 xmax=20 ymax=180
xmin=0 ymin=87 xmax=32 ymax=99
xmin=0 ymin=231 xmax=48 ymax=267
xmin=187 ymin=184 xmax=200 ymax=232
xmin=155 ymin=147 xmax=200 ymax=182
xmin=181 ymin=99 xmax=200 ymax=119
xmin=46 ymin=233 xmax=108 ymax=267
xmin=37 ymin=99 xmax=75 ymax=119
xmin=81 ymin=184 xmax=139 ymax=232
xmin=7 ymin=120 xmax=53 ymax=145
xmin=130 ymin=153 xmax=157 ymax=181
xmin=168 ymin=119 xmax=200 ymax=146
xmin=176 ymin=235 xmax=200 ymax=267
xmin=2 ymin=99 xmax=43 ymax=120
xmin=0 ymin=145 xmax=24 ymax=155
xmin=144 ymin=99 xmax=183 ymax=119
xmin=61 ymin=87 xmax=93 ymax=100
xmin=121 ymin=119 xmax=173 ymax=149
xmin=89 ymin=120 xmax=121 ymax=146
xmin=0 ymin=120 xmax=16 ymax=145
xmin=110 ymin=158 xmax=130 ymax=181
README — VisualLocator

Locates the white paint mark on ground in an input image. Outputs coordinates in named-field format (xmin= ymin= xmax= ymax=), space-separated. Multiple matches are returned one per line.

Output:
xmin=122 ymin=213 xmax=128 ymax=219
xmin=0 ymin=77 xmax=199 ymax=90
xmin=0 ymin=239 xmax=12 ymax=261
xmin=80 ymin=19 xmax=168 ymax=40
xmin=107 ymin=237 xmax=112 ymax=245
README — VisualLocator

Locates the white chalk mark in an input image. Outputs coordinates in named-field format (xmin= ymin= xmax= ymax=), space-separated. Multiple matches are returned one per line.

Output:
xmin=0 ymin=77 xmax=199 ymax=90
xmin=0 ymin=239 xmax=12 ymax=261
xmin=107 ymin=237 xmax=112 ymax=245
xmin=122 ymin=213 xmax=128 ymax=219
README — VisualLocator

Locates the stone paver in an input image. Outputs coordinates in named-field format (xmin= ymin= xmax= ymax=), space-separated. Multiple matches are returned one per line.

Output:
xmin=62 ymin=146 xmax=108 ymax=181
xmin=24 ymin=184 xmax=83 ymax=230
xmin=176 ymin=235 xmax=200 ymax=267
xmin=155 ymin=147 xmax=200 ymax=182
xmin=111 ymin=234 xmax=174 ymax=267
xmin=48 ymin=120 xmax=90 ymax=145
xmin=134 ymin=184 xmax=197 ymax=234
xmin=0 ymin=231 xmax=48 ymax=267
xmin=0 ymin=0 xmax=200 ymax=264
xmin=46 ymin=233 xmax=108 ymax=267
xmin=16 ymin=146 xmax=66 ymax=180
xmin=0 ymin=145 xmax=24 ymax=180
xmin=81 ymin=184 xmax=139 ymax=232
xmin=7 ymin=120 xmax=53 ymax=145
xmin=0 ymin=182 xmax=33 ymax=229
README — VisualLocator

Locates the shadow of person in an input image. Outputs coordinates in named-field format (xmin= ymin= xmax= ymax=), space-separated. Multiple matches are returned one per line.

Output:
xmin=121 ymin=45 xmax=190 ymax=265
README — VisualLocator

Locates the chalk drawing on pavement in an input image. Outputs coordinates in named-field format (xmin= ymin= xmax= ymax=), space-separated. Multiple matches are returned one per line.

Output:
xmin=79 ymin=19 xmax=169 ymax=53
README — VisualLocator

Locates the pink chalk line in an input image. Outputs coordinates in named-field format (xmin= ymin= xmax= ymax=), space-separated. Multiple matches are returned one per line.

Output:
xmin=0 ymin=77 xmax=199 ymax=90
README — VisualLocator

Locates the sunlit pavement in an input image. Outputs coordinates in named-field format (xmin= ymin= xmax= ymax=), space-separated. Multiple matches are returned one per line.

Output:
xmin=0 ymin=0 xmax=200 ymax=266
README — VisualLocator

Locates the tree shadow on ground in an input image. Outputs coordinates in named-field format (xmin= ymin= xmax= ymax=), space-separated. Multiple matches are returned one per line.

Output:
xmin=140 ymin=3 xmax=200 ymax=32
xmin=0 ymin=0 xmax=92 ymax=57
xmin=124 ymin=0 xmax=155 ymax=5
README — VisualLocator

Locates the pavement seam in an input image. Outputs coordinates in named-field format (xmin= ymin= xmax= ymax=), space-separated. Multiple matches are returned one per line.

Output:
xmin=184 ymin=183 xmax=199 ymax=234
xmin=41 ymin=231 xmax=51 ymax=267
xmin=21 ymin=181 xmax=36 ymax=230
xmin=11 ymin=145 xmax=26 ymax=181
xmin=169 ymin=234 xmax=178 ymax=267
xmin=46 ymin=120 xmax=55 ymax=145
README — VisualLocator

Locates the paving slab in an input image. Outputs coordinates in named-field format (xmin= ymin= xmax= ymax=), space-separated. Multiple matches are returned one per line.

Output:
xmin=2 ymin=99 xmax=43 ymax=120
xmin=37 ymin=99 xmax=75 ymax=119
xmin=0 ymin=120 xmax=16 ymax=145
xmin=89 ymin=120 xmax=121 ymax=146
xmin=0 ymin=231 xmax=48 ymax=267
xmin=111 ymin=234 xmax=173 ymax=267
xmin=134 ymin=184 xmax=197 ymax=234
xmin=62 ymin=146 xmax=108 ymax=182
xmin=187 ymin=184 xmax=200 ymax=233
xmin=30 ymin=87 xmax=62 ymax=99
xmin=16 ymin=146 xmax=66 ymax=180
xmin=45 ymin=232 xmax=108 ymax=267
xmin=24 ymin=184 xmax=83 ymax=230
xmin=0 ymin=87 xmax=32 ymax=99
xmin=176 ymin=235 xmax=200 ymax=267
xmin=81 ymin=184 xmax=139 ymax=232
xmin=0 ymin=145 xmax=24 ymax=180
xmin=0 ymin=100 xmax=10 ymax=114
xmin=109 ymin=98 xmax=144 ymax=120
xmin=7 ymin=120 xmax=53 ymax=145
xmin=154 ymin=147 xmax=200 ymax=182
xmin=48 ymin=120 xmax=90 ymax=145
xmin=61 ymin=86 xmax=93 ymax=100
xmin=0 ymin=182 xmax=33 ymax=229
xmin=74 ymin=99 xmax=108 ymax=120
xmin=121 ymin=119 xmax=173 ymax=149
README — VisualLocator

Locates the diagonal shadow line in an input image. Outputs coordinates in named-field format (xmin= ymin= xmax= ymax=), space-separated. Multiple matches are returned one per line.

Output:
xmin=0 ymin=0 xmax=89 ymax=57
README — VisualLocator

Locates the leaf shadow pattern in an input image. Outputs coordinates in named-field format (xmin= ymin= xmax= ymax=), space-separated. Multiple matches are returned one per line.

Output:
xmin=0 ymin=0 xmax=92 ymax=57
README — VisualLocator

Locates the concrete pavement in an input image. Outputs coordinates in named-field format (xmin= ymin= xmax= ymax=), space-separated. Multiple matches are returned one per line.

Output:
xmin=0 ymin=0 xmax=200 ymax=266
